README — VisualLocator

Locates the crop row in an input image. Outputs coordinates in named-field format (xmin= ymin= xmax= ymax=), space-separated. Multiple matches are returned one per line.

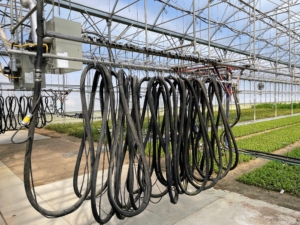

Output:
xmin=46 ymin=121 xmax=102 ymax=142
xmin=232 ymin=114 xmax=300 ymax=138
xmin=228 ymin=108 xmax=300 ymax=123
xmin=252 ymin=102 xmax=300 ymax=109
xmin=235 ymin=123 xmax=300 ymax=163
xmin=237 ymin=147 xmax=300 ymax=197
xmin=46 ymin=113 xmax=300 ymax=146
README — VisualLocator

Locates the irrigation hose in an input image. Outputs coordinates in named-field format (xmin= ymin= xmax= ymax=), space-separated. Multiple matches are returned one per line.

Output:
xmin=0 ymin=93 xmax=54 ymax=135
xmin=5 ymin=95 xmax=18 ymax=130
xmin=22 ymin=61 xmax=240 ymax=223
xmin=0 ymin=94 xmax=6 ymax=134
xmin=23 ymin=0 xmax=93 ymax=217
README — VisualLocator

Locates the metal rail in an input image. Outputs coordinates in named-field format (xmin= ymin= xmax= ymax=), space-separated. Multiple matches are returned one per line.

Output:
xmin=239 ymin=149 xmax=300 ymax=166
xmin=6 ymin=48 xmax=300 ymax=78
xmin=44 ymin=30 xmax=219 ymax=64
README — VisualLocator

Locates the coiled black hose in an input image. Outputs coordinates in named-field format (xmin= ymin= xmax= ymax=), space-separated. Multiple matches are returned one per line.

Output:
xmin=89 ymin=67 xmax=238 ymax=222
xmin=17 ymin=96 xmax=31 ymax=127
xmin=208 ymin=77 xmax=239 ymax=170
xmin=0 ymin=94 xmax=6 ymax=134
xmin=5 ymin=95 xmax=18 ymax=130
xmin=36 ymin=98 xmax=47 ymax=129
xmin=16 ymin=95 xmax=53 ymax=130
xmin=23 ymin=61 xmax=239 ymax=223
xmin=190 ymin=77 xmax=223 ymax=187
xmin=89 ymin=65 xmax=115 ymax=224
xmin=230 ymin=85 xmax=241 ymax=128
xmin=41 ymin=96 xmax=54 ymax=123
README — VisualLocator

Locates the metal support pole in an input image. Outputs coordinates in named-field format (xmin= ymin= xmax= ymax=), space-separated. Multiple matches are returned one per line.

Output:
xmin=9 ymin=0 xmax=17 ymax=72
xmin=107 ymin=18 xmax=113 ymax=91
xmin=208 ymin=0 xmax=210 ymax=58
xmin=253 ymin=0 xmax=256 ymax=121
xmin=250 ymin=80 xmax=252 ymax=106
xmin=14 ymin=1 xmax=19 ymax=44
xmin=144 ymin=0 xmax=149 ymax=77
xmin=289 ymin=2 xmax=294 ymax=115
xmin=10 ymin=0 xmax=14 ymax=41
xmin=244 ymin=79 xmax=246 ymax=109
xmin=226 ymin=70 xmax=230 ymax=121
xmin=275 ymin=10 xmax=278 ymax=118
xmin=144 ymin=0 xmax=148 ymax=49
xmin=63 ymin=73 xmax=66 ymax=115
xmin=193 ymin=0 xmax=196 ymax=52
xmin=107 ymin=19 xmax=112 ymax=62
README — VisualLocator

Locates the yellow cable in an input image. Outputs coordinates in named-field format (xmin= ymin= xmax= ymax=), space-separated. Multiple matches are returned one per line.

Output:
xmin=0 ymin=62 xmax=19 ymax=79
xmin=4 ymin=40 xmax=49 ymax=53
xmin=14 ymin=43 xmax=49 ymax=53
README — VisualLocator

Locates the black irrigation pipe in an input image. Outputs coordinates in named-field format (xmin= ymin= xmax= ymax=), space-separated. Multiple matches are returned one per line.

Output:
xmin=21 ymin=60 xmax=240 ymax=224
xmin=0 ymin=94 xmax=5 ymax=133
xmin=18 ymin=95 xmax=32 ymax=126
xmin=238 ymin=149 xmax=300 ymax=166
xmin=23 ymin=0 xmax=92 ymax=217
xmin=5 ymin=95 xmax=18 ymax=130
xmin=40 ymin=95 xmax=53 ymax=124
xmin=17 ymin=60 xmax=300 ymax=224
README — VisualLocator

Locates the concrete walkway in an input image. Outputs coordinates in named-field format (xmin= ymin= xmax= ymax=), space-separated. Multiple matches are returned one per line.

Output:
xmin=1 ymin=160 xmax=300 ymax=225
xmin=0 ymin=130 xmax=50 ymax=145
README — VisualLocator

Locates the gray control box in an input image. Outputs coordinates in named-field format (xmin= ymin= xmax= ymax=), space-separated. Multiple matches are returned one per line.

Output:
xmin=13 ymin=55 xmax=46 ymax=89
xmin=46 ymin=17 xmax=82 ymax=74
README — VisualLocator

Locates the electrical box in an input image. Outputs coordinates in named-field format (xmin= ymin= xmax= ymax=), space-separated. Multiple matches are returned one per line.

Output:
xmin=13 ymin=55 xmax=46 ymax=89
xmin=46 ymin=17 xmax=82 ymax=74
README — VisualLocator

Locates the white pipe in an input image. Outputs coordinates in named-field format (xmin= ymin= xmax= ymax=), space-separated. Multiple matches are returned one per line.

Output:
xmin=21 ymin=0 xmax=37 ymax=43
xmin=0 ymin=25 xmax=10 ymax=51
xmin=0 ymin=25 xmax=18 ymax=71
xmin=193 ymin=0 xmax=201 ymax=61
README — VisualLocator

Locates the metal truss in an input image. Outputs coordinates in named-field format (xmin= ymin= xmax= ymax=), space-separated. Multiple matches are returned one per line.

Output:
xmin=0 ymin=0 xmax=300 ymax=83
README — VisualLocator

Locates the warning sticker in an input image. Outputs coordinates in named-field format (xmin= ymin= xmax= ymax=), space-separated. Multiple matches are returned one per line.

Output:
xmin=25 ymin=72 xmax=34 ymax=83
xmin=57 ymin=52 xmax=69 ymax=68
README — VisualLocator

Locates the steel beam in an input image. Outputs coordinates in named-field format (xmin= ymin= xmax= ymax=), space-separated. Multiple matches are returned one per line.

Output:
xmin=7 ymin=49 xmax=300 ymax=78
xmin=44 ymin=0 xmax=299 ymax=68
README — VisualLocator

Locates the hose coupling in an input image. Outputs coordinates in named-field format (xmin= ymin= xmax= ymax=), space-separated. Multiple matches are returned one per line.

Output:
xmin=21 ymin=113 xmax=32 ymax=127
xmin=35 ymin=68 xmax=42 ymax=82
